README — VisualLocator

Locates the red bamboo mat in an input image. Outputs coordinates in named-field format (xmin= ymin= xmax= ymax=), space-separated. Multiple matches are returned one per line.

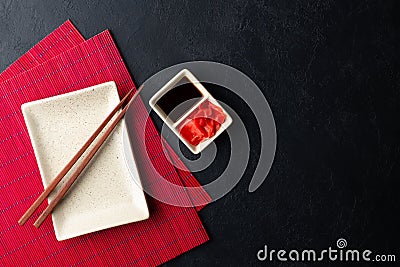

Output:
xmin=0 ymin=22 xmax=210 ymax=266
xmin=0 ymin=21 xmax=85 ymax=81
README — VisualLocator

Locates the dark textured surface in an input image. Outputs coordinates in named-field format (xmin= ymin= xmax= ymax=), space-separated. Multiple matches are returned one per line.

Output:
xmin=1 ymin=1 xmax=399 ymax=266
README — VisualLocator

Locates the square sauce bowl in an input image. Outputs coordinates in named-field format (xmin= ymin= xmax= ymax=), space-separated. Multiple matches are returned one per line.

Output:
xmin=149 ymin=69 xmax=232 ymax=154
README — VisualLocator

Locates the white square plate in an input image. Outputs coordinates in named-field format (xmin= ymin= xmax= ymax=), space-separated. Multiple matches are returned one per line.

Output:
xmin=21 ymin=81 xmax=149 ymax=241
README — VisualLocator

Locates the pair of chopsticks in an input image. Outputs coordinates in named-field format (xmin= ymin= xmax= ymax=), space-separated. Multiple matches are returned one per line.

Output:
xmin=18 ymin=85 xmax=144 ymax=228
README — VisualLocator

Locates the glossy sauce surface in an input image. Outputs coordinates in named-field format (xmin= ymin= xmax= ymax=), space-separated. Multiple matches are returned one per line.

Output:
xmin=156 ymin=79 xmax=203 ymax=122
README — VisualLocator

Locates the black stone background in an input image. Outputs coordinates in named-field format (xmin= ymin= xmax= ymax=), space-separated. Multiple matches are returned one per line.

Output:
xmin=1 ymin=1 xmax=399 ymax=266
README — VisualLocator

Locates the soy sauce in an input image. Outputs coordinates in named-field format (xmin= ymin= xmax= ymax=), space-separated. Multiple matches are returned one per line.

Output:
xmin=156 ymin=79 xmax=203 ymax=122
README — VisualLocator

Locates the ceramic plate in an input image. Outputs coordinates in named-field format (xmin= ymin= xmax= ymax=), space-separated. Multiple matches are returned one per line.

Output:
xmin=21 ymin=81 xmax=149 ymax=241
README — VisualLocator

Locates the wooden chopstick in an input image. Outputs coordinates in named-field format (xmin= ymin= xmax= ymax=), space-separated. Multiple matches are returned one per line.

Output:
xmin=19 ymin=85 xmax=143 ymax=227
xmin=18 ymin=87 xmax=135 ymax=226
